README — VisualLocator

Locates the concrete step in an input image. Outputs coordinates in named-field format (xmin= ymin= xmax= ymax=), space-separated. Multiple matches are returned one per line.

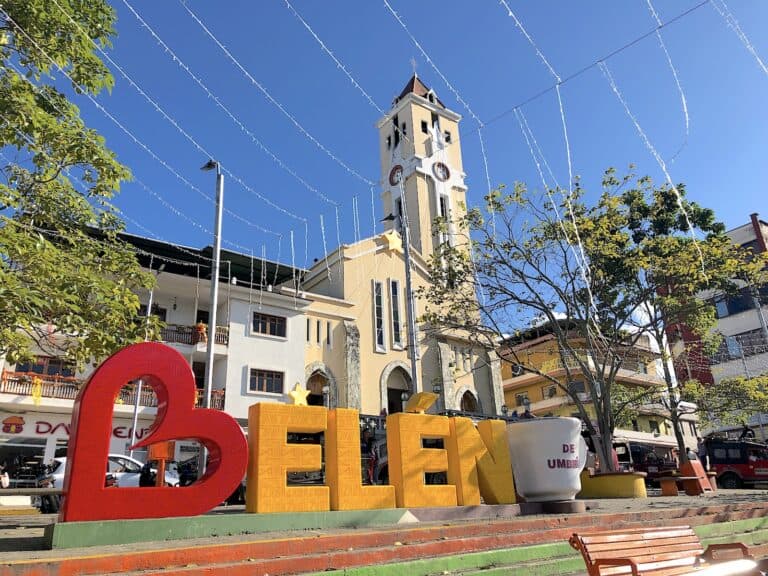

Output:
xmin=115 ymin=514 xmax=768 ymax=576
xmin=3 ymin=501 xmax=768 ymax=576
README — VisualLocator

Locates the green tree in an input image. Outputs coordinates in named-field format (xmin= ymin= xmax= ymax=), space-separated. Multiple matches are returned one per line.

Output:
xmin=421 ymin=168 xmax=764 ymax=471
xmin=0 ymin=1 xmax=156 ymax=367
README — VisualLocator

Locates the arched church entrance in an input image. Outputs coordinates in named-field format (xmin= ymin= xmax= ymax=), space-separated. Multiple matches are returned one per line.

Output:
xmin=460 ymin=390 xmax=479 ymax=413
xmin=385 ymin=367 xmax=411 ymax=415
xmin=306 ymin=370 xmax=329 ymax=406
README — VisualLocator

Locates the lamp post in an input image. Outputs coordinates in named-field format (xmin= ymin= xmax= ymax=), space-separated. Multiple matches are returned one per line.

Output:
xmin=198 ymin=159 xmax=224 ymax=477
xmin=383 ymin=194 xmax=420 ymax=394
xmin=129 ymin=259 xmax=164 ymax=459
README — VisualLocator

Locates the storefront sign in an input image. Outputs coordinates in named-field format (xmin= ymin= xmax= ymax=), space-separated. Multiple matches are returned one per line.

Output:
xmin=61 ymin=343 xmax=516 ymax=522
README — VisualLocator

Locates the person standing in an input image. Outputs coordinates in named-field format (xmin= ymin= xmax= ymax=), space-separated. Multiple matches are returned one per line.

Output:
xmin=697 ymin=437 xmax=709 ymax=471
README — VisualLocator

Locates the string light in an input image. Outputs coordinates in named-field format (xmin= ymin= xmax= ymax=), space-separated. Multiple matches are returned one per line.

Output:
xmin=644 ymin=0 xmax=690 ymax=163
xmin=119 ymin=0 xmax=339 ymax=209
xmin=178 ymin=0 xmax=376 ymax=188
xmin=711 ymin=0 xmax=768 ymax=77
xmin=48 ymin=0 xmax=305 ymax=226
xmin=598 ymin=60 xmax=706 ymax=278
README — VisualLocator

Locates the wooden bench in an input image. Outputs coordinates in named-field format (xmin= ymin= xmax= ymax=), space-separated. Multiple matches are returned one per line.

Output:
xmin=657 ymin=476 xmax=699 ymax=497
xmin=569 ymin=525 xmax=758 ymax=576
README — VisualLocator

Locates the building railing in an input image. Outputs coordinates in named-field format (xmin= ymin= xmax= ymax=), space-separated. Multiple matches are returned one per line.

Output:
xmin=160 ymin=324 xmax=229 ymax=346
xmin=709 ymin=329 xmax=768 ymax=365
xmin=0 ymin=371 xmax=225 ymax=410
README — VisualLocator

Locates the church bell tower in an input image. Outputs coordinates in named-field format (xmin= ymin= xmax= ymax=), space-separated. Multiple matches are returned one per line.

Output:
xmin=376 ymin=75 xmax=468 ymax=258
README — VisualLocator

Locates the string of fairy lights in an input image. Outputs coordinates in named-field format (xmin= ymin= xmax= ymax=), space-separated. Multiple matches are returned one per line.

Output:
xmin=1 ymin=1 xmax=766 ymax=302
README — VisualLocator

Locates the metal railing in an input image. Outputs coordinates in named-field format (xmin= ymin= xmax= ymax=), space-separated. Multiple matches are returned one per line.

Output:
xmin=159 ymin=324 xmax=229 ymax=346
xmin=0 ymin=371 xmax=225 ymax=410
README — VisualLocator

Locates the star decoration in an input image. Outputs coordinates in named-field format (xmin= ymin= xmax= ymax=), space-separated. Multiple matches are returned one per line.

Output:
xmin=287 ymin=382 xmax=311 ymax=406
xmin=381 ymin=230 xmax=403 ymax=254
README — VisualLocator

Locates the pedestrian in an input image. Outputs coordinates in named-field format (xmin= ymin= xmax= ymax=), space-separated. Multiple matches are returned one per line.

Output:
xmin=0 ymin=463 xmax=9 ymax=489
xmin=739 ymin=423 xmax=755 ymax=440
xmin=697 ymin=437 xmax=709 ymax=471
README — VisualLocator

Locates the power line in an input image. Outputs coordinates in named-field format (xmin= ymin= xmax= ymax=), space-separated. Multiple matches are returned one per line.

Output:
xmin=481 ymin=0 xmax=711 ymax=129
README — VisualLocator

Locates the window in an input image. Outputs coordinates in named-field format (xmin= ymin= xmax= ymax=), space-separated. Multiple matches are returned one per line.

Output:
xmin=632 ymin=419 xmax=639 ymax=432
xmin=567 ymin=380 xmax=586 ymax=394
xmin=420 ymin=120 xmax=428 ymax=134
xmin=252 ymin=312 xmax=286 ymax=337
xmin=14 ymin=356 xmax=74 ymax=378
xmin=688 ymin=421 xmax=697 ymax=437
xmin=326 ymin=321 xmax=332 ymax=349
xmin=444 ymin=130 xmax=452 ymax=143
xmin=439 ymin=195 xmax=449 ymax=218
xmin=392 ymin=114 xmax=400 ymax=147
xmin=648 ymin=420 xmax=660 ymax=434
xmin=374 ymin=281 xmax=385 ymax=351
xmin=316 ymin=320 xmax=321 ymax=344
xmin=249 ymin=369 xmax=284 ymax=394
xmin=515 ymin=392 xmax=529 ymax=407
xmin=713 ymin=288 xmax=754 ymax=318
xmin=401 ymin=122 xmax=407 ymax=136
xmin=386 ymin=135 xmax=392 ymax=150
xmin=541 ymin=384 xmax=557 ymax=400
xmin=464 ymin=349 xmax=472 ymax=372
xmin=306 ymin=318 xmax=311 ymax=342
xmin=726 ymin=335 xmax=742 ymax=359
xmin=390 ymin=280 xmax=403 ymax=348
xmin=714 ymin=298 xmax=729 ymax=318
xmin=395 ymin=197 xmax=403 ymax=232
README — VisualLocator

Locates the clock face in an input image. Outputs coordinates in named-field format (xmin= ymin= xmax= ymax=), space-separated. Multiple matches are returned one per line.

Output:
xmin=389 ymin=164 xmax=404 ymax=186
xmin=433 ymin=162 xmax=450 ymax=182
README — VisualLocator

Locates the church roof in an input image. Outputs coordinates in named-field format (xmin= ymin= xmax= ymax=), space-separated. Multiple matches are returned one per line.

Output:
xmin=394 ymin=74 xmax=445 ymax=108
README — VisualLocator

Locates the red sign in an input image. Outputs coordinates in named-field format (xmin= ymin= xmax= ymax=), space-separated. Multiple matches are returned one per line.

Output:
xmin=60 ymin=342 xmax=247 ymax=522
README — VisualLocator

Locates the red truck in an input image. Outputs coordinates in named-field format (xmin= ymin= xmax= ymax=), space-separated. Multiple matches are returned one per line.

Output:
xmin=705 ymin=438 xmax=768 ymax=489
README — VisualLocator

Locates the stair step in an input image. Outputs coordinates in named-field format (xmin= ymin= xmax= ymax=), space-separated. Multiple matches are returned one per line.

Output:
xmin=3 ymin=502 xmax=768 ymax=576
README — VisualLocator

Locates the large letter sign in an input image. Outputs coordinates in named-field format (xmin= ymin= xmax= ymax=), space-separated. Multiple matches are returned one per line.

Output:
xmin=59 ymin=343 xmax=518 ymax=522
xmin=60 ymin=343 xmax=248 ymax=522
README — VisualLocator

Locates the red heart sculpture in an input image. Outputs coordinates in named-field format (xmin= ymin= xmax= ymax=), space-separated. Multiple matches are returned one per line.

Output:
xmin=60 ymin=342 xmax=247 ymax=522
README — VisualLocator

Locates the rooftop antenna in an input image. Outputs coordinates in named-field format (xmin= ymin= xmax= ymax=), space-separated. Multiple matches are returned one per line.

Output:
xmin=410 ymin=56 xmax=418 ymax=78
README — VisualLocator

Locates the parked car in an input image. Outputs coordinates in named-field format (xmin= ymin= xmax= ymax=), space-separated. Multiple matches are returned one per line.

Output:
xmin=614 ymin=441 xmax=677 ymax=484
xmin=37 ymin=454 xmax=179 ymax=489
xmin=705 ymin=438 xmax=768 ymax=489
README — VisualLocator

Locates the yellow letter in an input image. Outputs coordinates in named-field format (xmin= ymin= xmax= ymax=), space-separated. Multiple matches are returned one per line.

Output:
xmin=447 ymin=417 xmax=515 ymax=505
xmin=325 ymin=409 xmax=396 ymax=510
xmin=387 ymin=412 xmax=456 ymax=508
xmin=246 ymin=403 xmax=329 ymax=513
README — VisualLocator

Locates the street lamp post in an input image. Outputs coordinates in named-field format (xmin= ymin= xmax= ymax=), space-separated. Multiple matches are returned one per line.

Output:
xmin=198 ymin=159 xmax=224 ymax=477
xmin=129 ymin=259 xmax=164 ymax=459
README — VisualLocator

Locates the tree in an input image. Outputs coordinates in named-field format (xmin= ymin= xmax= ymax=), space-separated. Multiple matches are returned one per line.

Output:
xmin=421 ymin=168 xmax=764 ymax=471
xmin=580 ymin=169 xmax=766 ymax=463
xmin=683 ymin=375 xmax=768 ymax=430
xmin=0 ymin=1 xmax=156 ymax=368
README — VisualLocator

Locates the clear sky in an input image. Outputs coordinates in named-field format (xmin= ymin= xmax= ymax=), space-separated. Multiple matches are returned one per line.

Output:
xmin=62 ymin=0 xmax=768 ymax=268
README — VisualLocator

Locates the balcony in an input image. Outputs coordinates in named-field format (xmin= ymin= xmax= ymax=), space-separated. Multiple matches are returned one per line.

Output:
xmin=160 ymin=324 xmax=229 ymax=346
xmin=0 ymin=371 xmax=225 ymax=410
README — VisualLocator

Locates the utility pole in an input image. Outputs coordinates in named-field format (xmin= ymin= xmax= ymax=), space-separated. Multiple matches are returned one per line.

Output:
xmin=198 ymin=159 xmax=224 ymax=477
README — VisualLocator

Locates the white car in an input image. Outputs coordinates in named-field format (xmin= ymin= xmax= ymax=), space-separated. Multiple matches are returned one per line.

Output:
xmin=40 ymin=454 xmax=179 ymax=488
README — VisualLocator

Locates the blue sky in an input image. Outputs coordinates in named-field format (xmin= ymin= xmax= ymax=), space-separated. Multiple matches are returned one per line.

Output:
xmin=65 ymin=0 xmax=768 ymax=267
